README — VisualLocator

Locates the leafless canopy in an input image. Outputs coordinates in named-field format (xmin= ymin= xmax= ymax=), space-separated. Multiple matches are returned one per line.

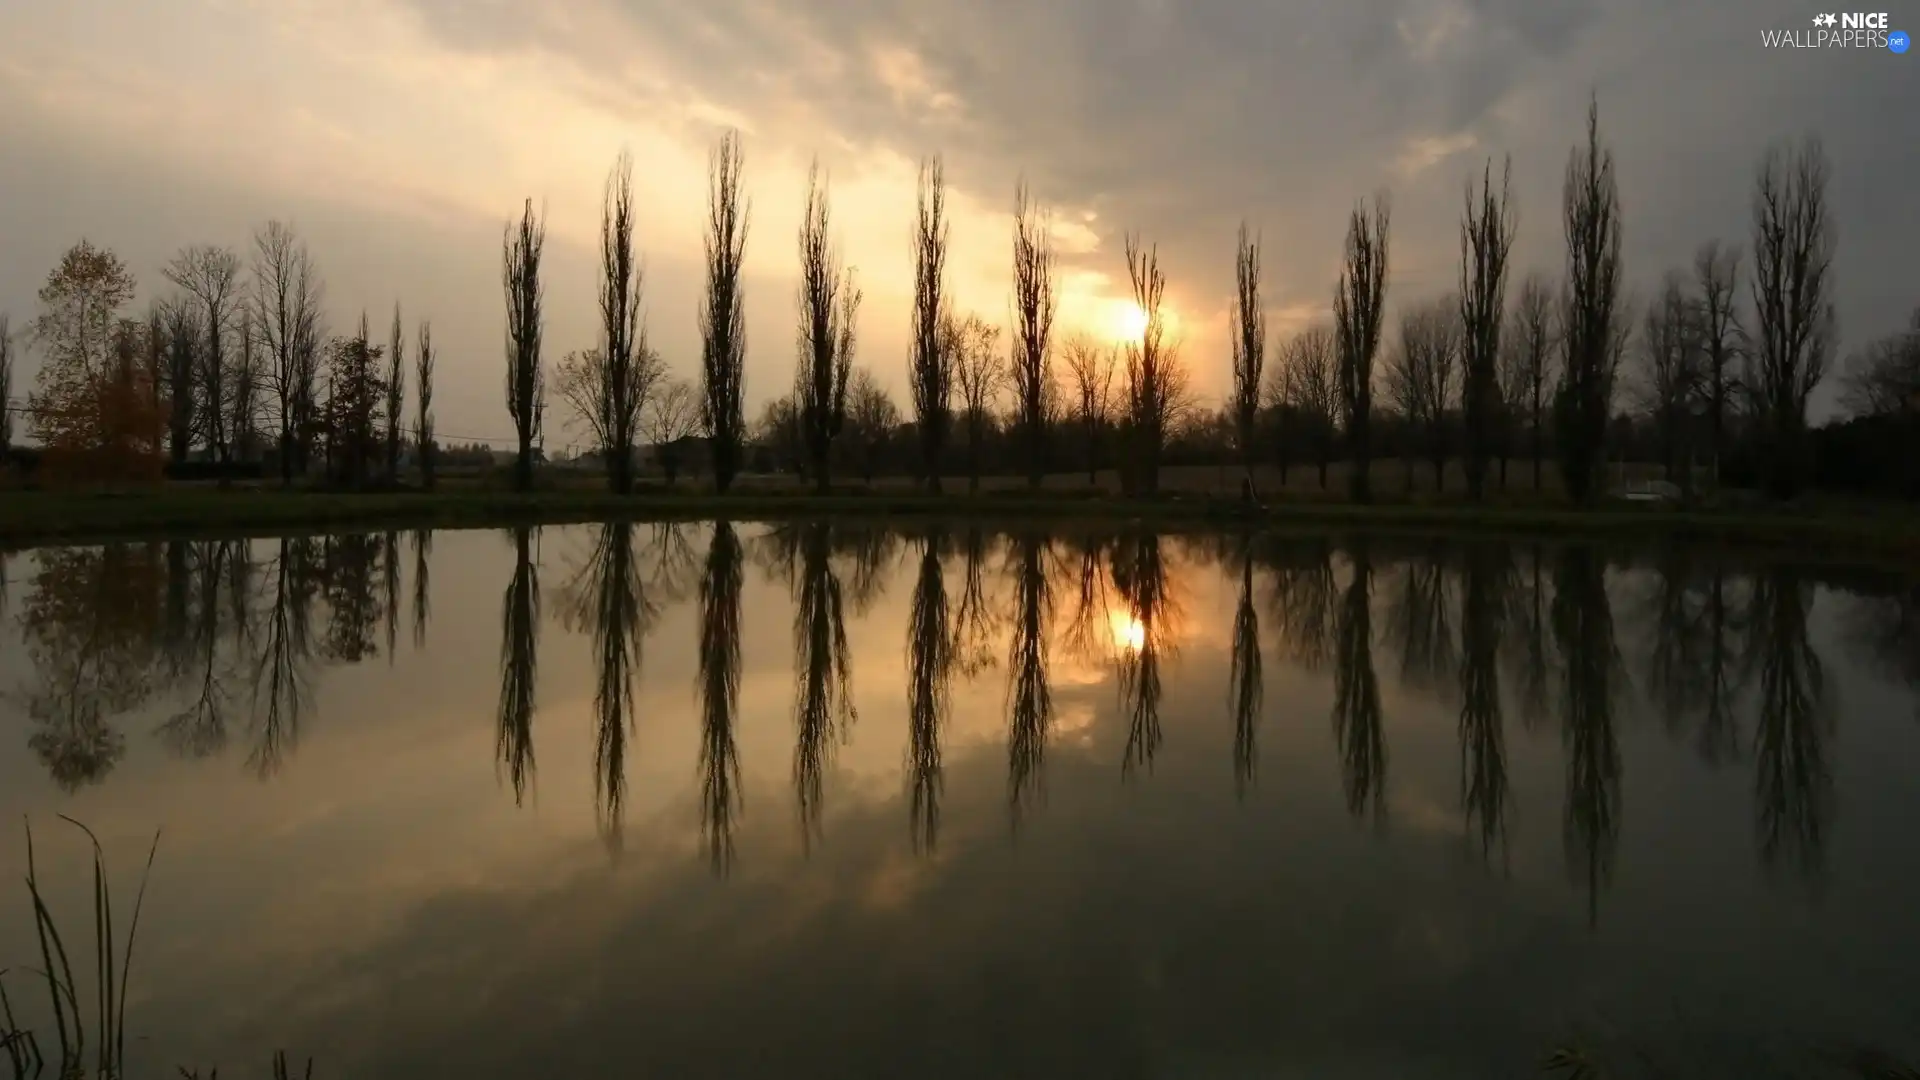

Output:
xmin=1334 ymin=194 xmax=1390 ymax=502
xmin=386 ymin=303 xmax=406 ymax=480
xmin=415 ymin=320 xmax=436 ymax=487
xmin=1062 ymin=333 xmax=1116 ymax=485
xmin=701 ymin=131 xmax=750 ymax=491
xmin=251 ymin=221 xmax=324 ymax=482
xmin=1559 ymin=98 xmax=1626 ymax=503
xmin=1692 ymin=240 xmax=1743 ymax=474
xmin=1458 ymin=157 xmax=1516 ymax=498
xmin=1280 ymin=323 xmax=1341 ymax=487
xmin=796 ymin=161 xmax=862 ymax=492
xmin=643 ymin=377 xmax=704 ymax=483
xmin=947 ymin=312 xmax=1003 ymax=491
xmin=502 ymin=198 xmax=547 ymax=491
xmin=1748 ymin=136 xmax=1836 ymax=497
xmin=1838 ymin=309 xmax=1919 ymax=419
xmin=909 ymin=155 xmax=952 ymax=490
xmin=1385 ymin=297 xmax=1461 ymax=486
xmin=165 ymin=244 xmax=244 ymax=472
xmin=1506 ymin=271 xmax=1559 ymax=487
xmin=1122 ymin=234 xmax=1188 ymax=494
xmin=1009 ymin=181 xmax=1057 ymax=486
xmin=1638 ymin=271 xmax=1703 ymax=486
xmin=586 ymin=150 xmax=648 ymax=493
xmin=1230 ymin=222 xmax=1266 ymax=483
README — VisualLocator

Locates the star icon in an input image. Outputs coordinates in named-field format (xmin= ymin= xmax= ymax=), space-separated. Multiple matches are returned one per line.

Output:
xmin=1822 ymin=13 xmax=1838 ymax=26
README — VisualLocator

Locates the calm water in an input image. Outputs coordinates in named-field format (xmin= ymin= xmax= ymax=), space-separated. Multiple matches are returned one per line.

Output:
xmin=1 ymin=522 xmax=1917 ymax=1078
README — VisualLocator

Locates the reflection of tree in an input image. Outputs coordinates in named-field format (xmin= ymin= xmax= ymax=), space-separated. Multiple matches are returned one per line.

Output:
xmin=1061 ymin=531 xmax=1117 ymax=667
xmin=1637 ymin=550 xmax=1750 ymax=763
xmin=16 ymin=545 xmax=166 ymax=790
xmin=837 ymin=523 xmax=901 ymax=617
xmin=791 ymin=521 xmax=855 ymax=847
xmin=382 ymin=530 xmax=402 ymax=662
xmin=1111 ymin=531 xmax=1176 ymax=777
xmin=496 ymin=527 xmax=540 ymax=808
xmin=1552 ymin=544 xmax=1622 ymax=927
xmin=697 ymin=521 xmax=744 ymax=874
xmin=1006 ymin=528 xmax=1054 ymax=823
xmin=562 ymin=522 xmax=651 ymax=852
xmin=1333 ymin=544 xmax=1385 ymax=820
xmin=906 ymin=527 xmax=953 ymax=851
xmin=1229 ymin=539 xmax=1262 ymax=798
xmin=157 ymin=541 xmax=243 ymax=758
xmin=1502 ymin=543 xmax=1555 ymax=732
xmin=951 ymin=524 xmax=1000 ymax=679
xmin=1385 ymin=548 xmax=1456 ymax=699
xmin=1748 ymin=566 xmax=1833 ymax=885
xmin=1261 ymin=536 xmax=1337 ymax=671
xmin=319 ymin=533 xmax=384 ymax=663
xmin=247 ymin=537 xmax=318 ymax=777
xmin=411 ymin=529 xmax=432 ymax=650
xmin=1457 ymin=542 xmax=1512 ymax=860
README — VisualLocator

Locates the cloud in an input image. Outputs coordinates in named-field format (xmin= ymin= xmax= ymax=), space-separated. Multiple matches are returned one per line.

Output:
xmin=0 ymin=0 xmax=1912 ymax=430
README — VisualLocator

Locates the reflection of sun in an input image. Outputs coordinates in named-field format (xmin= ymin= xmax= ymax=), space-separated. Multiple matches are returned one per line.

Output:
xmin=1109 ymin=609 xmax=1146 ymax=652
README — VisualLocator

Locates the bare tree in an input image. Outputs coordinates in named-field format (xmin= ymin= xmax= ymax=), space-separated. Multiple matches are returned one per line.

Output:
xmin=166 ymin=244 xmax=243 ymax=481
xmin=1693 ymin=241 xmax=1743 ymax=486
xmin=1495 ymin=307 xmax=1532 ymax=488
xmin=1459 ymin=157 xmax=1517 ymax=499
xmin=1009 ymin=181 xmax=1056 ymax=488
xmin=416 ymin=321 xmax=435 ymax=488
xmin=948 ymin=312 xmax=1004 ymax=493
xmin=232 ymin=310 xmax=259 ymax=462
xmin=1230 ymin=223 xmax=1266 ymax=494
xmin=503 ymin=198 xmax=546 ymax=492
xmin=1260 ymin=336 xmax=1296 ymax=486
xmin=160 ymin=300 xmax=200 ymax=465
xmin=1507 ymin=272 xmax=1559 ymax=489
xmin=1839 ymin=308 xmax=1920 ymax=418
xmin=795 ymin=161 xmax=861 ymax=493
xmin=252 ymin=221 xmax=323 ymax=484
xmin=701 ymin=131 xmax=751 ymax=492
xmin=556 ymin=343 xmax=664 ymax=483
xmin=1334 ymin=195 xmax=1391 ymax=503
xmin=1638 ymin=272 xmax=1702 ymax=493
xmin=1281 ymin=325 xmax=1339 ymax=489
xmin=1749 ymin=137 xmax=1836 ymax=499
xmin=1558 ymin=98 xmax=1627 ymax=504
xmin=385 ymin=303 xmax=406 ymax=481
xmin=1122 ymin=235 xmax=1189 ymax=494
xmin=909 ymin=155 xmax=952 ymax=491
xmin=643 ymin=377 xmax=703 ymax=485
xmin=0 ymin=313 xmax=11 ymax=449
xmin=845 ymin=368 xmax=899 ymax=483
xmin=592 ymin=151 xmax=647 ymax=494
xmin=1062 ymin=334 xmax=1115 ymax=486
xmin=1385 ymin=298 xmax=1461 ymax=489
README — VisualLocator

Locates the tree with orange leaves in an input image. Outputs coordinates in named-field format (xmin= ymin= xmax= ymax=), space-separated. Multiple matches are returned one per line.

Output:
xmin=25 ymin=240 xmax=166 ymax=485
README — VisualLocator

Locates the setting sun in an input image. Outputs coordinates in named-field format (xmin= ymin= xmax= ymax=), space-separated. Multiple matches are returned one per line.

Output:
xmin=1112 ymin=301 xmax=1150 ymax=342
xmin=1109 ymin=610 xmax=1146 ymax=653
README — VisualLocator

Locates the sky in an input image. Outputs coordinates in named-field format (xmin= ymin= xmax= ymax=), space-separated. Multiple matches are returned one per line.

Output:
xmin=0 ymin=0 xmax=1913 ymax=446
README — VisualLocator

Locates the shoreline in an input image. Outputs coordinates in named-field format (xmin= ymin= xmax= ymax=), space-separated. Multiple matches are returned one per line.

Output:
xmin=2 ymin=487 xmax=1917 ymax=565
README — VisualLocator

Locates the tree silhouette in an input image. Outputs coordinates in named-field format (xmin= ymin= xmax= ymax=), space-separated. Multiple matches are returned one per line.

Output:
xmin=1229 ymin=538 xmax=1263 ymax=798
xmin=1007 ymin=528 xmax=1054 ymax=823
xmin=497 ymin=526 xmax=540 ymax=808
xmin=1552 ymin=544 xmax=1623 ymax=926
xmin=791 ymin=521 xmax=855 ymax=847
xmin=907 ymin=527 xmax=953 ymax=850
xmin=1333 ymin=543 xmax=1386 ymax=819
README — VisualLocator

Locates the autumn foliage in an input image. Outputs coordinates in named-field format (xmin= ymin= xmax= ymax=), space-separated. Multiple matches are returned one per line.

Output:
xmin=25 ymin=241 xmax=167 ymax=486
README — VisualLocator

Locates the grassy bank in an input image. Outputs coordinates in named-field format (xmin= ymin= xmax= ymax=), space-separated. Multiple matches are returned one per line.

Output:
xmin=2 ymin=485 xmax=1918 ymax=563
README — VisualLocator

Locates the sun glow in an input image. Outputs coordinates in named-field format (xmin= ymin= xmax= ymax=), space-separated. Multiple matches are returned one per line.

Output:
xmin=1109 ymin=610 xmax=1147 ymax=653
xmin=1111 ymin=301 xmax=1150 ymax=342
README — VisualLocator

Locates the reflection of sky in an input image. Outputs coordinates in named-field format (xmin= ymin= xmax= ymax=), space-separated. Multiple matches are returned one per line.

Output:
xmin=0 ymin=529 xmax=1917 ymax=1075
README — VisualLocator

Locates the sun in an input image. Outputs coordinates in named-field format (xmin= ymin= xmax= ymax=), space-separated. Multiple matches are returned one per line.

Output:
xmin=1111 ymin=301 xmax=1150 ymax=342
xmin=1108 ymin=609 xmax=1146 ymax=653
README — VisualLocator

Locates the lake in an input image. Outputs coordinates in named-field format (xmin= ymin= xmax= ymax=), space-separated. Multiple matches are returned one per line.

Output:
xmin=1 ymin=521 xmax=1917 ymax=1078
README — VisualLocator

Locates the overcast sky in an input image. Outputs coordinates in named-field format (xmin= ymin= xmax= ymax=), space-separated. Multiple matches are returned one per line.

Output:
xmin=1 ymin=0 xmax=1911 ymax=444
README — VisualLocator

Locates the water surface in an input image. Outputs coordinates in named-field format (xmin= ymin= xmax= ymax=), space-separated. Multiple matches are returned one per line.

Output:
xmin=1 ymin=522 xmax=1917 ymax=1077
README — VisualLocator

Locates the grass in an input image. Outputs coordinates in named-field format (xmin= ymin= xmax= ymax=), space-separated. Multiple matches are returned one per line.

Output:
xmin=3 ymin=819 xmax=312 ymax=1080
xmin=2 ymin=478 xmax=1918 ymax=572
